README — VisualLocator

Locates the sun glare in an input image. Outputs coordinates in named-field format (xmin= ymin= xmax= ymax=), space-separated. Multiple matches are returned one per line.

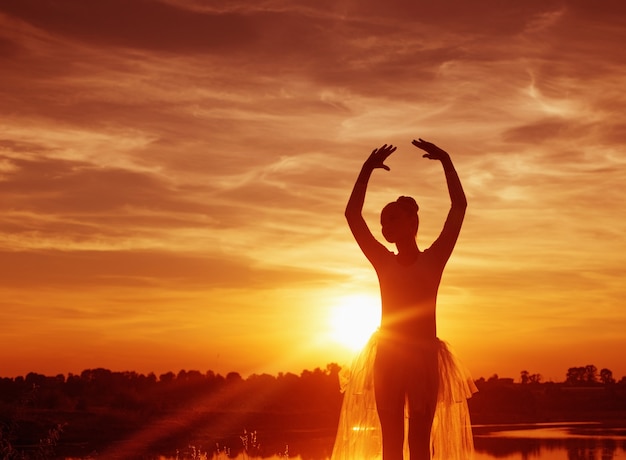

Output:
xmin=329 ymin=294 xmax=381 ymax=351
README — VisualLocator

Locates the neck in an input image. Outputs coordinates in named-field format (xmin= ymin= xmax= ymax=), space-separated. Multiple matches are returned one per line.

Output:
xmin=395 ymin=238 xmax=419 ymax=264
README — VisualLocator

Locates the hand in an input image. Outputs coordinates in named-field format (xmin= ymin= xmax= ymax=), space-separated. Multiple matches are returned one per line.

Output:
xmin=412 ymin=138 xmax=449 ymax=161
xmin=365 ymin=144 xmax=396 ymax=171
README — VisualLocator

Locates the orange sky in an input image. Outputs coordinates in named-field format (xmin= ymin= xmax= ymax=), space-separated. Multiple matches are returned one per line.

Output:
xmin=1 ymin=0 xmax=625 ymax=382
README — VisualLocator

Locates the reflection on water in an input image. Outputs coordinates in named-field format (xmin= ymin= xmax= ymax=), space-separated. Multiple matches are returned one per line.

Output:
xmin=473 ymin=422 xmax=626 ymax=460
xmin=153 ymin=422 xmax=626 ymax=460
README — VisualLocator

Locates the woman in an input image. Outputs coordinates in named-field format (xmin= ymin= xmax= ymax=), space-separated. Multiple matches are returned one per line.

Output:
xmin=332 ymin=139 xmax=476 ymax=460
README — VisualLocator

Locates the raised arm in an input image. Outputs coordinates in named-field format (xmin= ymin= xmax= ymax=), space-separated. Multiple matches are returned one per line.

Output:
xmin=412 ymin=138 xmax=466 ymax=259
xmin=345 ymin=144 xmax=396 ymax=264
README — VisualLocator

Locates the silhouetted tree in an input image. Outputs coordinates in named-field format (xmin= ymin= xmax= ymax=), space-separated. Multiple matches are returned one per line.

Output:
xmin=566 ymin=367 xmax=586 ymax=385
xmin=24 ymin=372 xmax=46 ymax=389
xmin=474 ymin=376 xmax=486 ymax=388
xmin=600 ymin=368 xmax=615 ymax=385
xmin=520 ymin=370 xmax=529 ymax=385
xmin=159 ymin=371 xmax=175 ymax=384
xmin=585 ymin=364 xmax=598 ymax=384
xmin=185 ymin=370 xmax=204 ymax=382
xmin=226 ymin=371 xmax=243 ymax=384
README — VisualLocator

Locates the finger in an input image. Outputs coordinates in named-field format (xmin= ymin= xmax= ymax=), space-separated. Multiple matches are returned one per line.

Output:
xmin=380 ymin=147 xmax=395 ymax=157
xmin=419 ymin=138 xmax=436 ymax=149
xmin=382 ymin=165 xmax=390 ymax=171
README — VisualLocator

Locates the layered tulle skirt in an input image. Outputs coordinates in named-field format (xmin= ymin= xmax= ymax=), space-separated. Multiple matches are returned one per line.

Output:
xmin=331 ymin=333 xmax=477 ymax=459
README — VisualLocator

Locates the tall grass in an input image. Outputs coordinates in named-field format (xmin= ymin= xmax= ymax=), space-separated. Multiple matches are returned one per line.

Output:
xmin=0 ymin=421 xmax=65 ymax=460
xmin=174 ymin=428 xmax=290 ymax=460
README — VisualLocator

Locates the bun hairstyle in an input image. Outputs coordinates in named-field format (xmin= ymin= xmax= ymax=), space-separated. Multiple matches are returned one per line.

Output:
xmin=396 ymin=196 xmax=419 ymax=215
xmin=380 ymin=196 xmax=420 ymax=241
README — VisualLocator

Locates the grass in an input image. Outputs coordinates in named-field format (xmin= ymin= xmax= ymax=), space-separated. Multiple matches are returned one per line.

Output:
xmin=0 ymin=421 xmax=65 ymax=460
xmin=174 ymin=428 xmax=290 ymax=460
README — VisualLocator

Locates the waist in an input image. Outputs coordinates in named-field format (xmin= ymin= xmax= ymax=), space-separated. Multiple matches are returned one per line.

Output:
xmin=380 ymin=310 xmax=436 ymax=336
xmin=376 ymin=327 xmax=438 ymax=347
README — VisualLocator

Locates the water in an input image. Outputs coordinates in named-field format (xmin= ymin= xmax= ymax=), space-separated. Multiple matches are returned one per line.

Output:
xmin=473 ymin=422 xmax=626 ymax=460
xmin=155 ymin=421 xmax=626 ymax=459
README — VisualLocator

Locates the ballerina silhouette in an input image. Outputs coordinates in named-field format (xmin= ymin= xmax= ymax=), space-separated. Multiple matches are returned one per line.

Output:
xmin=332 ymin=139 xmax=476 ymax=460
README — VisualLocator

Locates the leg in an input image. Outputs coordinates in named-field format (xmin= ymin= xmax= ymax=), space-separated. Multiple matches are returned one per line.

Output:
xmin=407 ymin=346 xmax=439 ymax=460
xmin=374 ymin=347 xmax=405 ymax=460
xmin=377 ymin=401 xmax=404 ymax=459
xmin=407 ymin=406 xmax=436 ymax=460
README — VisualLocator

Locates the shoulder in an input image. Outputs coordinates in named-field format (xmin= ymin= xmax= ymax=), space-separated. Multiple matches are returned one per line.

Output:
xmin=422 ymin=244 xmax=449 ymax=267
xmin=369 ymin=247 xmax=396 ymax=270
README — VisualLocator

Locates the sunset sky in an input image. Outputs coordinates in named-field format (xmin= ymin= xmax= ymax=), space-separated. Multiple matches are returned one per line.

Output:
xmin=1 ymin=0 xmax=625 ymax=383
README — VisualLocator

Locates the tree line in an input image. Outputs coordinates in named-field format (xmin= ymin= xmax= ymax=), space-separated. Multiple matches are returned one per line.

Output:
xmin=473 ymin=364 xmax=621 ymax=387
xmin=1 ymin=363 xmax=624 ymax=414
xmin=0 ymin=364 xmax=344 ymax=414
xmin=469 ymin=364 xmax=626 ymax=425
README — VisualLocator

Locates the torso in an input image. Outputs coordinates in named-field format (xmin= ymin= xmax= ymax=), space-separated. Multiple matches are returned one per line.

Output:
xmin=373 ymin=248 xmax=447 ymax=342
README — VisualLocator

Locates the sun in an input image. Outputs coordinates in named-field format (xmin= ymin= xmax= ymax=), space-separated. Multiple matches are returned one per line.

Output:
xmin=329 ymin=294 xmax=381 ymax=351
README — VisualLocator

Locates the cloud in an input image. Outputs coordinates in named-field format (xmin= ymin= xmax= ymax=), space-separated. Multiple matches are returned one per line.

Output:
xmin=502 ymin=118 xmax=594 ymax=144
xmin=0 ymin=0 xmax=258 ymax=52
xmin=0 ymin=248 xmax=347 ymax=289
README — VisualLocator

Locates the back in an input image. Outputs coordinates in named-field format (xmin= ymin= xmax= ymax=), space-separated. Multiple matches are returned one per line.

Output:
xmin=373 ymin=246 xmax=449 ymax=339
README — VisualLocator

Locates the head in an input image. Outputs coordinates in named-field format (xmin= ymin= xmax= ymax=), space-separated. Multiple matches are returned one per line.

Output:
xmin=380 ymin=196 xmax=419 ymax=244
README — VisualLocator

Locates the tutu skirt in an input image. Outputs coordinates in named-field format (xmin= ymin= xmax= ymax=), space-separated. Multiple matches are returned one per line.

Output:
xmin=331 ymin=333 xmax=477 ymax=460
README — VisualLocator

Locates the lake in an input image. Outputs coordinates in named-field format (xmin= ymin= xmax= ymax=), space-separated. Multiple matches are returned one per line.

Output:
xmin=473 ymin=422 xmax=626 ymax=460
xmin=158 ymin=421 xmax=626 ymax=459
